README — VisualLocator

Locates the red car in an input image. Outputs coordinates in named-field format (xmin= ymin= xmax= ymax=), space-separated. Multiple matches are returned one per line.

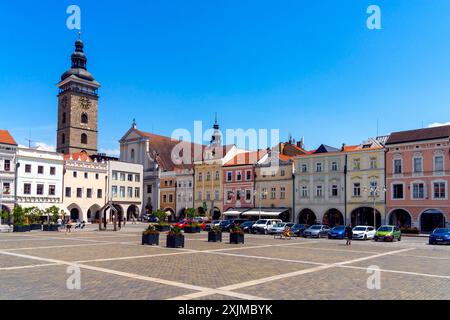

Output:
xmin=173 ymin=219 xmax=191 ymax=229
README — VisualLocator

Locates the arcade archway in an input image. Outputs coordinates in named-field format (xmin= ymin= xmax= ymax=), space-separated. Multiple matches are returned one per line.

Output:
xmin=420 ymin=209 xmax=445 ymax=233
xmin=298 ymin=209 xmax=317 ymax=225
xmin=351 ymin=207 xmax=381 ymax=228
xmin=323 ymin=209 xmax=344 ymax=227
xmin=389 ymin=209 xmax=412 ymax=228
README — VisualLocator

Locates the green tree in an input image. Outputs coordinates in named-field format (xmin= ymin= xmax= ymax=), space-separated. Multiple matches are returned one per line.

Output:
xmin=186 ymin=208 xmax=196 ymax=219
xmin=44 ymin=206 xmax=61 ymax=224
xmin=152 ymin=209 xmax=168 ymax=224
xmin=12 ymin=206 xmax=25 ymax=226
xmin=24 ymin=206 xmax=42 ymax=224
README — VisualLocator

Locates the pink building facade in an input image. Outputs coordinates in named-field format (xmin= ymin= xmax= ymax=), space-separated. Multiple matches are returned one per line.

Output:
xmin=385 ymin=126 xmax=450 ymax=232
xmin=222 ymin=151 xmax=267 ymax=215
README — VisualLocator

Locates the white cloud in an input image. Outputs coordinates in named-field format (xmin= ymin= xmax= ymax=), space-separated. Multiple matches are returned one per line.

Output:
xmin=428 ymin=122 xmax=450 ymax=128
xmin=99 ymin=148 xmax=120 ymax=157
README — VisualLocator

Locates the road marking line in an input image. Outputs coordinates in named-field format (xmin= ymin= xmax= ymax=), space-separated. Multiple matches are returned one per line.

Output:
xmin=218 ymin=248 xmax=415 ymax=291
xmin=0 ymin=249 xmax=265 ymax=300
xmin=3 ymin=242 xmax=113 ymax=251
xmin=0 ymin=263 xmax=61 ymax=271
xmin=339 ymin=265 xmax=450 ymax=280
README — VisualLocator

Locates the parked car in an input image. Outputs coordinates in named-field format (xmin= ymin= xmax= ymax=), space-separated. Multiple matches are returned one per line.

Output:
xmin=204 ymin=220 xmax=221 ymax=231
xmin=429 ymin=228 xmax=450 ymax=245
xmin=374 ymin=225 xmax=401 ymax=242
xmin=352 ymin=226 xmax=376 ymax=240
xmin=240 ymin=221 xmax=256 ymax=233
xmin=268 ymin=222 xmax=295 ymax=235
xmin=218 ymin=220 xmax=233 ymax=232
xmin=290 ymin=224 xmax=309 ymax=237
xmin=174 ymin=219 xmax=191 ymax=229
xmin=328 ymin=226 xmax=346 ymax=239
xmin=303 ymin=225 xmax=330 ymax=238
xmin=251 ymin=219 xmax=282 ymax=234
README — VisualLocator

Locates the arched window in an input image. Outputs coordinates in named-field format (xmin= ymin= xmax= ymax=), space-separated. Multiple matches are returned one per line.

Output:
xmin=81 ymin=113 xmax=88 ymax=124
xmin=61 ymin=133 xmax=66 ymax=144
xmin=81 ymin=133 xmax=88 ymax=144
xmin=62 ymin=112 xmax=66 ymax=124
xmin=131 ymin=149 xmax=135 ymax=160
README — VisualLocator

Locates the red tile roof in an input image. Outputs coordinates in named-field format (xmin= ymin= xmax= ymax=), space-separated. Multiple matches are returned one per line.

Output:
xmin=64 ymin=151 xmax=93 ymax=162
xmin=0 ymin=130 xmax=17 ymax=146
xmin=386 ymin=125 xmax=450 ymax=145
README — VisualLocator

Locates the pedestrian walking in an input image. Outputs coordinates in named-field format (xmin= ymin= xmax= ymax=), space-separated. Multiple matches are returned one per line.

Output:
xmin=345 ymin=224 xmax=353 ymax=245
xmin=57 ymin=217 xmax=62 ymax=231
xmin=66 ymin=219 xmax=72 ymax=233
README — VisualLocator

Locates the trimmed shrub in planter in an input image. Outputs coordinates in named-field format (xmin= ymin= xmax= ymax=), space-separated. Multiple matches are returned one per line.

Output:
xmin=208 ymin=226 xmax=222 ymax=242
xmin=229 ymin=224 xmax=244 ymax=244
xmin=13 ymin=225 xmax=31 ymax=233
xmin=166 ymin=226 xmax=185 ymax=248
xmin=30 ymin=224 xmax=42 ymax=231
xmin=142 ymin=224 xmax=160 ymax=245
xmin=184 ymin=225 xmax=201 ymax=233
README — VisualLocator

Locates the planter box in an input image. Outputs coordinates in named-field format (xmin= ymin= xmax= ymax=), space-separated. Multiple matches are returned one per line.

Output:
xmin=166 ymin=234 xmax=185 ymax=248
xmin=156 ymin=225 xmax=170 ymax=232
xmin=43 ymin=224 xmax=59 ymax=232
xmin=13 ymin=225 xmax=31 ymax=233
xmin=230 ymin=233 xmax=244 ymax=244
xmin=184 ymin=226 xmax=201 ymax=233
xmin=30 ymin=224 xmax=42 ymax=231
xmin=208 ymin=231 xmax=222 ymax=242
xmin=142 ymin=233 xmax=160 ymax=246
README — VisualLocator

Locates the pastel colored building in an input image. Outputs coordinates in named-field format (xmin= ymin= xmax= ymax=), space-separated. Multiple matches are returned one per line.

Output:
xmin=385 ymin=125 xmax=450 ymax=232
xmin=0 ymin=130 xmax=18 ymax=222
xmin=222 ymin=150 xmax=268 ymax=217
xmin=345 ymin=137 xmax=387 ymax=228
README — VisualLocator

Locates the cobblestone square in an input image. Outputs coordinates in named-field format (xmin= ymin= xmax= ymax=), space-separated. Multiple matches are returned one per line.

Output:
xmin=0 ymin=224 xmax=449 ymax=300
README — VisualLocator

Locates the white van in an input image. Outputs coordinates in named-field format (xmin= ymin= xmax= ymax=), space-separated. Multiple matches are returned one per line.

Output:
xmin=251 ymin=219 xmax=283 ymax=234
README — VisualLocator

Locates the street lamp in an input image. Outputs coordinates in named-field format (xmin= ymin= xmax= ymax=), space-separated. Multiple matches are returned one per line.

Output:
xmin=364 ymin=185 xmax=387 ymax=229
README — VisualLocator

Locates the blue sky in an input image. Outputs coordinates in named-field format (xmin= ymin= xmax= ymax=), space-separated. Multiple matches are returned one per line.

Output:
xmin=1 ymin=0 xmax=450 ymax=155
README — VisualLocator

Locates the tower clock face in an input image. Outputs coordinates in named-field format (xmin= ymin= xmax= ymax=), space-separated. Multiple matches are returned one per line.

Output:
xmin=79 ymin=96 xmax=91 ymax=110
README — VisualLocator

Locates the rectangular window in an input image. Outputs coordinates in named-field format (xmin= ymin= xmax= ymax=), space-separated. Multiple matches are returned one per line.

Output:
xmin=271 ymin=171 xmax=276 ymax=177
xmin=281 ymin=169 xmax=286 ymax=177
xmin=198 ymin=191 xmax=202 ymax=200
xmin=135 ymin=174 xmax=140 ymax=182
xmin=226 ymin=172 xmax=232 ymax=182
xmin=331 ymin=185 xmax=338 ymax=197
xmin=236 ymin=190 xmax=241 ymax=201
xmin=112 ymin=186 xmax=118 ymax=197
xmin=331 ymin=162 xmax=338 ymax=172
xmin=215 ymin=171 xmax=220 ymax=180
xmin=301 ymin=164 xmax=307 ymax=173
xmin=353 ymin=183 xmax=361 ymax=197
xmin=86 ymin=188 xmax=92 ymax=198
xmin=316 ymin=186 xmax=323 ymax=197
xmin=95 ymin=173 xmax=99 ymax=180
xmin=236 ymin=171 xmax=242 ymax=181
xmin=206 ymin=191 xmax=211 ymax=200
xmin=370 ymin=157 xmax=377 ymax=169
xmin=2 ymin=182 xmax=10 ymax=195
xmin=25 ymin=164 xmax=31 ymax=173
xmin=169 ymin=194 xmax=173 ymax=203
xmin=24 ymin=183 xmax=31 ymax=195
xmin=50 ymin=167 xmax=56 ymax=175
xmin=433 ymin=182 xmax=446 ymax=199
xmin=227 ymin=190 xmax=233 ymax=201
xmin=37 ymin=166 xmax=44 ymax=174
xmin=120 ymin=173 xmax=125 ymax=181
xmin=301 ymin=186 xmax=308 ymax=197
xmin=163 ymin=194 xmax=167 ymax=202
xmin=128 ymin=174 xmax=133 ymax=182
xmin=412 ymin=183 xmax=424 ymax=199
xmin=246 ymin=190 xmax=251 ymax=201
xmin=435 ymin=156 xmax=444 ymax=173
xmin=36 ymin=184 xmax=44 ymax=195
xmin=261 ymin=188 xmax=267 ymax=199
xmin=413 ymin=158 xmax=422 ymax=173
xmin=271 ymin=187 xmax=276 ymax=199
xmin=49 ymin=185 xmax=56 ymax=196
xmin=135 ymin=187 xmax=140 ymax=198
xmin=4 ymin=159 xmax=11 ymax=172
xmin=280 ymin=187 xmax=286 ymax=199
xmin=112 ymin=172 xmax=118 ymax=180
xmin=394 ymin=159 xmax=402 ymax=174
xmin=73 ymin=171 xmax=77 ymax=178
xmin=393 ymin=184 xmax=404 ymax=199
xmin=215 ymin=190 xmax=220 ymax=200
xmin=316 ymin=163 xmax=322 ymax=172
xmin=65 ymin=187 xmax=71 ymax=197
xmin=353 ymin=159 xmax=360 ymax=170
xmin=246 ymin=170 xmax=252 ymax=180
xmin=198 ymin=173 xmax=202 ymax=181
xmin=120 ymin=186 xmax=125 ymax=197
xmin=127 ymin=187 xmax=133 ymax=198
xmin=147 ymin=185 xmax=152 ymax=194
xmin=206 ymin=172 xmax=211 ymax=181
xmin=97 ymin=189 xmax=103 ymax=198
xmin=84 ymin=172 xmax=88 ymax=179
xmin=369 ymin=181 xmax=378 ymax=196
xmin=77 ymin=188 xmax=82 ymax=198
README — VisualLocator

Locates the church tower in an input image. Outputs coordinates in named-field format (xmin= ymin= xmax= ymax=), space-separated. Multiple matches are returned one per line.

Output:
xmin=210 ymin=113 xmax=222 ymax=145
xmin=56 ymin=35 xmax=100 ymax=155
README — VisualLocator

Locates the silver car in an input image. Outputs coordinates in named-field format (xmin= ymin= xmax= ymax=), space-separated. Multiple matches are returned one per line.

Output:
xmin=269 ymin=223 xmax=294 ymax=235
xmin=303 ymin=225 xmax=330 ymax=238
